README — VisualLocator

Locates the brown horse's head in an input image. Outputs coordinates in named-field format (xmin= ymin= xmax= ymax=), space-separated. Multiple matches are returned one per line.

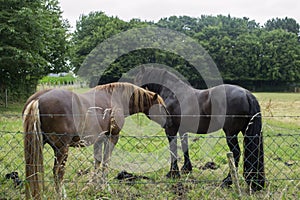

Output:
xmin=129 ymin=85 xmax=169 ymax=127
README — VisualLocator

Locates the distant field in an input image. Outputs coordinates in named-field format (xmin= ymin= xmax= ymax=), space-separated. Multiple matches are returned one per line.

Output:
xmin=255 ymin=92 xmax=300 ymax=117
xmin=0 ymin=91 xmax=299 ymax=199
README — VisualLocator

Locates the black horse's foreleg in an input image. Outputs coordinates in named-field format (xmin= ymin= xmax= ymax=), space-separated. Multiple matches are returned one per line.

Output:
xmin=179 ymin=132 xmax=192 ymax=173
xmin=166 ymin=133 xmax=180 ymax=178
xmin=222 ymin=134 xmax=240 ymax=188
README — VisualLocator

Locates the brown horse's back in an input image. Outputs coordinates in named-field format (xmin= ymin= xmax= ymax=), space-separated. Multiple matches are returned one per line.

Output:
xmin=37 ymin=89 xmax=113 ymax=147
xmin=22 ymin=89 xmax=52 ymax=115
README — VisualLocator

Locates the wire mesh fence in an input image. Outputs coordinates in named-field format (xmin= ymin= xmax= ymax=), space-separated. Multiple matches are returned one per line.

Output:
xmin=0 ymin=117 xmax=299 ymax=199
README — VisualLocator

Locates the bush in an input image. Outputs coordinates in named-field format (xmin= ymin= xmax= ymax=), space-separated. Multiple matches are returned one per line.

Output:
xmin=39 ymin=74 xmax=76 ymax=85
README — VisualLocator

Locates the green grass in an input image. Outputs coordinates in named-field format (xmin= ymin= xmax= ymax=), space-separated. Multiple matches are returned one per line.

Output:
xmin=0 ymin=92 xmax=299 ymax=199
xmin=255 ymin=92 xmax=300 ymax=129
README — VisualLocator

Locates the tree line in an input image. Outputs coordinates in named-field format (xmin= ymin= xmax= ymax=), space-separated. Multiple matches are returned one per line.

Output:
xmin=1 ymin=1 xmax=300 ymax=100
xmin=72 ymin=13 xmax=300 ymax=91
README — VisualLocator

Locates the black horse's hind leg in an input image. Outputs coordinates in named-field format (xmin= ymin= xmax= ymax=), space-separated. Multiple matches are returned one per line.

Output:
xmin=221 ymin=133 xmax=241 ymax=188
xmin=166 ymin=129 xmax=180 ymax=178
xmin=179 ymin=132 xmax=192 ymax=173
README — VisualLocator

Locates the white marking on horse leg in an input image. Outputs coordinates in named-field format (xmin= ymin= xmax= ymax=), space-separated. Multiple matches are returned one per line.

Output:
xmin=103 ymin=108 xmax=112 ymax=119
xmin=92 ymin=132 xmax=108 ymax=184
xmin=62 ymin=185 xmax=67 ymax=199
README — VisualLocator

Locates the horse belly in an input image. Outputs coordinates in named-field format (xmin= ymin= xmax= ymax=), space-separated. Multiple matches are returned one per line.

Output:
xmin=40 ymin=114 xmax=78 ymax=148
xmin=177 ymin=115 xmax=223 ymax=134
xmin=196 ymin=116 xmax=224 ymax=134
xmin=79 ymin=109 xmax=111 ymax=146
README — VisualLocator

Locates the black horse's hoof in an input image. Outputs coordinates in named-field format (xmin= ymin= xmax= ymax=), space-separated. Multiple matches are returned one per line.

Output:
xmin=221 ymin=176 xmax=233 ymax=188
xmin=250 ymin=184 xmax=264 ymax=192
xmin=220 ymin=181 xmax=232 ymax=189
xmin=181 ymin=165 xmax=192 ymax=174
xmin=166 ymin=170 xmax=180 ymax=179
xmin=247 ymin=180 xmax=265 ymax=192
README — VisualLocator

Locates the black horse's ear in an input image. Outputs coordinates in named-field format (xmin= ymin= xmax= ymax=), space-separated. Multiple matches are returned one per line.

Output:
xmin=153 ymin=93 xmax=158 ymax=101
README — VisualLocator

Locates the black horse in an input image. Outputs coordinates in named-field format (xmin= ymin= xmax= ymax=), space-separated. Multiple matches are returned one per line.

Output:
xmin=134 ymin=67 xmax=265 ymax=191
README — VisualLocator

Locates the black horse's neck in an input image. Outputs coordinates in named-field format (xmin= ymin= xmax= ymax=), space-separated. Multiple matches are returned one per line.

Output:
xmin=142 ymin=83 xmax=180 ymax=116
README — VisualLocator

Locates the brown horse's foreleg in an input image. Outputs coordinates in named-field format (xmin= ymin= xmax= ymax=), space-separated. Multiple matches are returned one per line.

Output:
xmin=179 ymin=132 xmax=192 ymax=173
xmin=92 ymin=132 xmax=107 ymax=184
xmin=93 ymin=132 xmax=107 ymax=169
xmin=53 ymin=145 xmax=69 ymax=199
xmin=102 ymin=134 xmax=119 ymax=180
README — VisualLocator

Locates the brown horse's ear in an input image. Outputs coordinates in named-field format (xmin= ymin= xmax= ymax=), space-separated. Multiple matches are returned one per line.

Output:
xmin=145 ymin=86 xmax=149 ymax=91
xmin=153 ymin=93 xmax=158 ymax=101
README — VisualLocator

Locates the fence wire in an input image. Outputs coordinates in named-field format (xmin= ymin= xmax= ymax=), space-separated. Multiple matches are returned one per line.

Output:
xmin=0 ymin=114 xmax=299 ymax=199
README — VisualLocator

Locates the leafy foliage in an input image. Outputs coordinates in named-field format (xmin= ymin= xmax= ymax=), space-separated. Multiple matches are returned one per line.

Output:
xmin=39 ymin=73 xmax=76 ymax=85
xmin=2 ymin=5 xmax=300 ymax=97
xmin=265 ymin=17 xmax=300 ymax=35
xmin=0 ymin=0 xmax=70 ymax=97
xmin=70 ymin=13 xmax=300 ymax=90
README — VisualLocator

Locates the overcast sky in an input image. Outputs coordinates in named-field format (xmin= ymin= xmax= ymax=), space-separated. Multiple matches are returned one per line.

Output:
xmin=59 ymin=0 xmax=300 ymax=29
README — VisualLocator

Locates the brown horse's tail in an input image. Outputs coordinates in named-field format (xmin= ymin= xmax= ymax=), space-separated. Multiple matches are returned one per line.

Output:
xmin=23 ymin=99 xmax=44 ymax=199
xmin=244 ymin=92 xmax=265 ymax=191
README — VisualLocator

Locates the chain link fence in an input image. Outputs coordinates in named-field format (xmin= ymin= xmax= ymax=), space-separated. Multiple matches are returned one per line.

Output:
xmin=0 ymin=114 xmax=299 ymax=199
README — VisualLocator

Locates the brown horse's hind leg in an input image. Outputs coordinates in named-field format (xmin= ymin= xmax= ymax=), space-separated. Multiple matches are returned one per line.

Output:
xmin=221 ymin=133 xmax=241 ymax=188
xmin=53 ymin=145 xmax=69 ymax=199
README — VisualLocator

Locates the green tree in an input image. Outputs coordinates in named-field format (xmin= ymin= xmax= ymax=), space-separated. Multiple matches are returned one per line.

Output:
xmin=194 ymin=16 xmax=300 ymax=87
xmin=259 ymin=29 xmax=300 ymax=82
xmin=265 ymin=17 xmax=300 ymax=35
xmin=71 ymin=11 xmax=131 ymax=73
xmin=71 ymin=12 xmax=299 ymax=91
xmin=0 ymin=0 xmax=70 ymax=97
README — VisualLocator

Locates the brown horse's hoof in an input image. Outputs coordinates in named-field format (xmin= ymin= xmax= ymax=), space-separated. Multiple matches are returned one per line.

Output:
xmin=166 ymin=170 xmax=180 ymax=179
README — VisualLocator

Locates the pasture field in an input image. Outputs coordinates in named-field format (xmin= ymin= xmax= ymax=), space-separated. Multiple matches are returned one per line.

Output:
xmin=0 ymin=92 xmax=299 ymax=199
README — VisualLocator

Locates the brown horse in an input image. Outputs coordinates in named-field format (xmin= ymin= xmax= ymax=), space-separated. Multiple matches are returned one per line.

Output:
xmin=23 ymin=82 xmax=167 ymax=199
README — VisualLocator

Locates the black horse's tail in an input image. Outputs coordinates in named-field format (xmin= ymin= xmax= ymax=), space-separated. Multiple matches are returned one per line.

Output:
xmin=244 ymin=92 xmax=265 ymax=191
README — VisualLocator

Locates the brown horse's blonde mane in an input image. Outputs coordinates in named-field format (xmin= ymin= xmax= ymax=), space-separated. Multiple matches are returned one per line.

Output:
xmin=94 ymin=82 xmax=165 ymax=112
